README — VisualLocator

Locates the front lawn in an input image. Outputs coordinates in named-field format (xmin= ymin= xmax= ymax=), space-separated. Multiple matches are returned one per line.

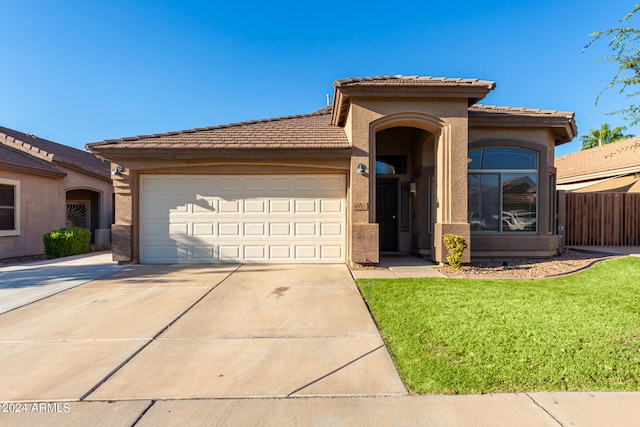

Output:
xmin=358 ymin=257 xmax=640 ymax=394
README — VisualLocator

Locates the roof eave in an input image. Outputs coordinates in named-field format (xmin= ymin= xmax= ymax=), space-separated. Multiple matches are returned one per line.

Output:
xmin=52 ymin=158 xmax=112 ymax=182
xmin=469 ymin=113 xmax=577 ymax=145
xmin=331 ymin=84 xmax=495 ymax=127
xmin=557 ymin=165 xmax=640 ymax=184
xmin=0 ymin=160 xmax=67 ymax=179
xmin=86 ymin=146 xmax=352 ymax=161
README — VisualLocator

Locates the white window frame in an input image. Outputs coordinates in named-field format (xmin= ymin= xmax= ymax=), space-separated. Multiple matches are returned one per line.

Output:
xmin=0 ymin=178 xmax=20 ymax=237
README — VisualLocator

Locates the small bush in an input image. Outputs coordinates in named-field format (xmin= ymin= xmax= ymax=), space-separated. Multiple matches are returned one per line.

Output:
xmin=43 ymin=227 xmax=91 ymax=260
xmin=443 ymin=233 xmax=467 ymax=269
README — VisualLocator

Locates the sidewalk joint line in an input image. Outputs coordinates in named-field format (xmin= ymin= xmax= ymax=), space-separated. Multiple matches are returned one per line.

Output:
xmin=131 ymin=400 xmax=156 ymax=427
xmin=78 ymin=265 xmax=242 ymax=401
xmin=286 ymin=344 xmax=385 ymax=397
xmin=525 ymin=393 xmax=565 ymax=427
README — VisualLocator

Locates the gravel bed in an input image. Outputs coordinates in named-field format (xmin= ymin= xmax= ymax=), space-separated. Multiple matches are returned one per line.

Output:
xmin=435 ymin=249 xmax=617 ymax=279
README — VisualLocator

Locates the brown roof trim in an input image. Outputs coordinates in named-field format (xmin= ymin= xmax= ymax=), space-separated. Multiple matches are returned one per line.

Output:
xmin=469 ymin=105 xmax=577 ymax=145
xmin=333 ymin=75 xmax=496 ymax=89
xmin=331 ymin=75 xmax=496 ymax=126
xmin=87 ymin=147 xmax=352 ymax=161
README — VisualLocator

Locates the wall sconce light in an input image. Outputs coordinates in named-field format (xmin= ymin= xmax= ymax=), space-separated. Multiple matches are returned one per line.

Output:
xmin=356 ymin=163 xmax=366 ymax=174
xmin=410 ymin=182 xmax=417 ymax=194
xmin=112 ymin=165 xmax=126 ymax=176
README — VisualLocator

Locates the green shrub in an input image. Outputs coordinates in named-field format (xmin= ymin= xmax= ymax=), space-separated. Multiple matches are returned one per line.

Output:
xmin=443 ymin=233 xmax=467 ymax=269
xmin=43 ymin=227 xmax=91 ymax=260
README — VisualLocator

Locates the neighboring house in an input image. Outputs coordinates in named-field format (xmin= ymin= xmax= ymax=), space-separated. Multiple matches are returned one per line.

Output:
xmin=556 ymin=136 xmax=640 ymax=192
xmin=555 ymin=136 xmax=640 ymax=247
xmin=0 ymin=126 xmax=113 ymax=259
xmin=87 ymin=75 xmax=576 ymax=265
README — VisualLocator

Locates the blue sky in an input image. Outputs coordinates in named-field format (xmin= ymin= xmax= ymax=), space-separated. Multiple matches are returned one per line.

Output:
xmin=0 ymin=0 xmax=637 ymax=156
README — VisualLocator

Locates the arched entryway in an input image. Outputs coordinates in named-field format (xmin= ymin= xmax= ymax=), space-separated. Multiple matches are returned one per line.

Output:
xmin=374 ymin=126 xmax=436 ymax=257
xmin=66 ymin=189 xmax=101 ymax=244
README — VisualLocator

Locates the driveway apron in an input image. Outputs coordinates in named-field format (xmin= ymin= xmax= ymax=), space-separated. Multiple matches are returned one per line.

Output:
xmin=0 ymin=263 xmax=405 ymax=403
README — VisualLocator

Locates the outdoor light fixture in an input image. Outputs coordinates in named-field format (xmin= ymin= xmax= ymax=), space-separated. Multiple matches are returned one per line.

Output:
xmin=356 ymin=163 xmax=366 ymax=174
xmin=112 ymin=165 xmax=125 ymax=176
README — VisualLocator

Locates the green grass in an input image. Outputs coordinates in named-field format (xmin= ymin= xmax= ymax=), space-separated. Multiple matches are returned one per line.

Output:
xmin=358 ymin=257 xmax=640 ymax=394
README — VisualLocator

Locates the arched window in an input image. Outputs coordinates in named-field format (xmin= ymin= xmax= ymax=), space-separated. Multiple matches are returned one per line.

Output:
xmin=468 ymin=147 xmax=537 ymax=233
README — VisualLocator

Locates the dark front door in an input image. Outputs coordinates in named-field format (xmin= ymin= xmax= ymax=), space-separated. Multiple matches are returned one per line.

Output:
xmin=377 ymin=179 xmax=398 ymax=251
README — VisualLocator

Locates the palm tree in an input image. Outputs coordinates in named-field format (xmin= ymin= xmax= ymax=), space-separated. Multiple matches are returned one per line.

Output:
xmin=580 ymin=124 xmax=634 ymax=150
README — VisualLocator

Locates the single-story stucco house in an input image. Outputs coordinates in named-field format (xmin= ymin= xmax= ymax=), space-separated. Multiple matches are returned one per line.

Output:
xmin=0 ymin=126 xmax=113 ymax=259
xmin=87 ymin=75 xmax=577 ymax=265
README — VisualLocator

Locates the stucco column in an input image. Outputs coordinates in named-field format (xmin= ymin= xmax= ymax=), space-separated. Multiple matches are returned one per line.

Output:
xmin=111 ymin=169 xmax=134 ymax=262
xmin=433 ymin=121 xmax=471 ymax=264
xmin=349 ymin=106 xmax=379 ymax=264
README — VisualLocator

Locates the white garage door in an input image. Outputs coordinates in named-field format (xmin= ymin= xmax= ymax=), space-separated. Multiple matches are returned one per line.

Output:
xmin=139 ymin=174 xmax=346 ymax=264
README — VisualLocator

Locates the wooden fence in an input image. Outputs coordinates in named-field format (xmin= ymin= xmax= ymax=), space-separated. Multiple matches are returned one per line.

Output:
xmin=565 ymin=192 xmax=640 ymax=246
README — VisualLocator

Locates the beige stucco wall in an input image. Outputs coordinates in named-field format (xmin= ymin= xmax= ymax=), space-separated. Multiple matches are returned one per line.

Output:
xmin=0 ymin=170 xmax=65 ymax=258
xmin=0 ymin=166 xmax=113 ymax=259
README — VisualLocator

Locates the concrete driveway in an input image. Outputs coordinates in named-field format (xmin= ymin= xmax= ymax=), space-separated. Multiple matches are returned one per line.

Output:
xmin=0 ymin=252 xmax=126 ymax=313
xmin=0 ymin=263 xmax=406 ymax=404
xmin=3 ymin=261 xmax=640 ymax=426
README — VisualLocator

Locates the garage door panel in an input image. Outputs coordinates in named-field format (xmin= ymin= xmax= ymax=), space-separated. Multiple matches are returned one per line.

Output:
xmin=169 ymin=223 xmax=189 ymax=236
xmin=218 ymin=223 xmax=241 ymax=236
xmin=295 ymin=223 xmax=317 ymax=236
xmin=295 ymin=199 xmax=317 ymax=213
xmin=140 ymin=174 xmax=345 ymax=264
xmin=193 ymin=223 xmax=215 ymax=236
xmin=142 ymin=222 xmax=167 ymax=238
xmin=269 ymin=223 xmax=291 ymax=237
xmin=218 ymin=177 xmax=241 ymax=191
xmin=219 ymin=200 xmax=241 ymax=213
xmin=193 ymin=198 xmax=215 ymax=213
xmin=244 ymin=223 xmax=266 ymax=236
xmin=244 ymin=177 xmax=266 ymax=191
xmin=244 ymin=200 xmax=265 ymax=213
xmin=321 ymin=246 xmax=343 ymax=259
xmin=269 ymin=200 xmax=292 ymax=214
xmin=295 ymin=246 xmax=317 ymax=259
xmin=321 ymin=200 xmax=343 ymax=213
xmin=269 ymin=177 xmax=293 ymax=191
xmin=193 ymin=246 xmax=215 ymax=259
xmin=321 ymin=223 xmax=343 ymax=236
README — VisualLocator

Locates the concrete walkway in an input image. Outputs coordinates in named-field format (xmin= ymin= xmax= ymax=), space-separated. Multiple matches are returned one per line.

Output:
xmin=2 ymin=260 xmax=640 ymax=426
xmin=0 ymin=251 xmax=126 ymax=313
xmin=351 ymin=254 xmax=447 ymax=279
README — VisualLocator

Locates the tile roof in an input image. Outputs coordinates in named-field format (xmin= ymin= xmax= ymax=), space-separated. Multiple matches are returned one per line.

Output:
xmin=469 ymin=104 xmax=578 ymax=143
xmin=333 ymin=75 xmax=496 ymax=89
xmin=88 ymin=106 xmax=350 ymax=151
xmin=0 ymin=126 xmax=110 ymax=180
xmin=469 ymin=104 xmax=575 ymax=118
xmin=556 ymin=136 xmax=640 ymax=183
xmin=0 ymin=143 xmax=66 ymax=178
